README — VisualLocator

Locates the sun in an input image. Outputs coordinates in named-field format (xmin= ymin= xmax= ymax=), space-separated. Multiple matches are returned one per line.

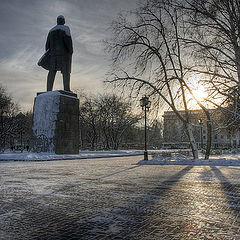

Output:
xmin=187 ymin=73 xmax=209 ymax=108
xmin=192 ymin=84 xmax=208 ymax=103
xmin=186 ymin=73 xmax=224 ymax=109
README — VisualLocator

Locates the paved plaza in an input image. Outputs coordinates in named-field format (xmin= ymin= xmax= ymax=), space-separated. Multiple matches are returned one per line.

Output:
xmin=0 ymin=156 xmax=240 ymax=239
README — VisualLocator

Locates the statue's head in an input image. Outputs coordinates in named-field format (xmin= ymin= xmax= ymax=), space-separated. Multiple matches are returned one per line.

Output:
xmin=57 ymin=15 xmax=65 ymax=25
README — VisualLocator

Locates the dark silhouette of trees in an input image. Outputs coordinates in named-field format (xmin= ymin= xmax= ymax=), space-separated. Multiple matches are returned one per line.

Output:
xmin=79 ymin=95 xmax=100 ymax=150
xmin=0 ymin=85 xmax=20 ymax=151
xmin=79 ymin=94 xmax=140 ymax=150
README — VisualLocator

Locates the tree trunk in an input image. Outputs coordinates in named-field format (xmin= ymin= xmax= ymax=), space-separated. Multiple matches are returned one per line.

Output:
xmin=79 ymin=129 xmax=83 ymax=149
xmin=90 ymin=137 xmax=95 ymax=150
xmin=205 ymin=118 xmax=212 ymax=160
xmin=186 ymin=123 xmax=198 ymax=159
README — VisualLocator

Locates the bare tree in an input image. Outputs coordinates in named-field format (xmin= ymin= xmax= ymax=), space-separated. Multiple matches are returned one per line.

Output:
xmin=79 ymin=93 xmax=139 ymax=150
xmin=17 ymin=111 xmax=33 ymax=150
xmin=106 ymin=0 xmax=213 ymax=159
xmin=177 ymin=0 xmax=240 ymax=115
xmin=181 ymin=0 xmax=240 ymax=82
xmin=79 ymin=96 xmax=100 ymax=150
xmin=0 ymin=85 xmax=20 ymax=151
xmin=172 ymin=0 xmax=240 ymax=153
xmin=97 ymin=94 xmax=140 ymax=150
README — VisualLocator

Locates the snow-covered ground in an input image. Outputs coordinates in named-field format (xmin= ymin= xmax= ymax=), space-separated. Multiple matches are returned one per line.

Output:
xmin=139 ymin=152 xmax=240 ymax=166
xmin=0 ymin=150 xmax=144 ymax=161
xmin=1 ymin=149 xmax=240 ymax=166
xmin=0 ymin=149 xmax=190 ymax=161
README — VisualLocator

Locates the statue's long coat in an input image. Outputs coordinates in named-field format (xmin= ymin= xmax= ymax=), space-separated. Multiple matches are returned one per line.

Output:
xmin=45 ymin=25 xmax=73 ymax=73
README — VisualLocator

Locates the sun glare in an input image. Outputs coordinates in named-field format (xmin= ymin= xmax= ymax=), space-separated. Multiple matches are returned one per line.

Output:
xmin=192 ymin=85 xmax=208 ymax=102
xmin=187 ymin=74 xmax=209 ymax=109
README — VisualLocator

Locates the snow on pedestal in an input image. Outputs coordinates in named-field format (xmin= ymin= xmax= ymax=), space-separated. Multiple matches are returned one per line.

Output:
xmin=32 ymin=91 xmax=60 ymax=152
xmin=30 ymin=91 xmax=79 ymax=154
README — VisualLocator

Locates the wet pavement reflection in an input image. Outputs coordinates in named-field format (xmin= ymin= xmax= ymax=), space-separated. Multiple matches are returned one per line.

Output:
xmin=0 ymin=156 xmax=239 ymax=239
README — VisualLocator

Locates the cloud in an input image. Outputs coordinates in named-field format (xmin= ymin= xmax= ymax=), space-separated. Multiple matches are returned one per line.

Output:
xmin=0 ymin=0 xmax=138 ymax=111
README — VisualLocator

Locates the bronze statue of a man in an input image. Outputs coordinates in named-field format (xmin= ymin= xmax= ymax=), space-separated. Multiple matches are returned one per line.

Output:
xmin=39 ymin=15 xmax=73 ymax=91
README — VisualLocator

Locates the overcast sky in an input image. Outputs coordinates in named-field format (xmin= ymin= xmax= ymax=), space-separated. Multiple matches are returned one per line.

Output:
xmin=0 ymin=0 xmax=138 ymax=111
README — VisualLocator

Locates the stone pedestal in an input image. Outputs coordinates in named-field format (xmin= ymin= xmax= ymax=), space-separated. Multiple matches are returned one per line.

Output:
xmin=30 ymin=90 xmax=79 ymax=154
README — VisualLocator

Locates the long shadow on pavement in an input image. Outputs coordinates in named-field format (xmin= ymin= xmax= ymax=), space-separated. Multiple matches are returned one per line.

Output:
xmin=0 ymin=165 xmax=193 ymax=240
xmin=211 ymin=166 xmax=240 ymax=217
xmin=79 ymin=165 xmax=194 ymax=239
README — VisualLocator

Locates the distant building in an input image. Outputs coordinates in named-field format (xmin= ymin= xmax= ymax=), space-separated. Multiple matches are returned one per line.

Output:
xmin=162 ymin=109 xmax=240 ymax=149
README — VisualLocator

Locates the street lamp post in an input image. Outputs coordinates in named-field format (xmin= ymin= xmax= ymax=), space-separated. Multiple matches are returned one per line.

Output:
xmin=140 ymin=96 xmax=151 ymax=160
xmin=199 ymin=118 xmax=203 ymax=149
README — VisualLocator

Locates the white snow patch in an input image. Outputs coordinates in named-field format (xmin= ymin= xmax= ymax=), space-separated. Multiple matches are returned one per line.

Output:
xmin=49 ymin=25 xmax=71 ymax=36
xmin=108 ymin=224 xmax=122 ymax=234
xmin=0 ymin=150 xmax=144 ymax=161
xmin=1 ymin=149 xmax=240 ymax=166
xmin=139 ymin=152 xmax=240 ymax=166
xmin=32 ymin=91 xmax=61 ymax=152
xmin=0 ymin=210 xmax=14 ymax=220
xmin=88 ymin=215 xmax=123 ymax=234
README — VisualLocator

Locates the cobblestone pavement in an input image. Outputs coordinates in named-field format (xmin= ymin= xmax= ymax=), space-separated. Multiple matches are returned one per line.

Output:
xmin=0 ymin=156 xmax=240 ymax=240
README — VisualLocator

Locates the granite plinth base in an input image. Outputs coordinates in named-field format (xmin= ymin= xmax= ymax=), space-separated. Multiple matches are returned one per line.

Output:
xmin=30 ymin=90 xmax=79 ymax=154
